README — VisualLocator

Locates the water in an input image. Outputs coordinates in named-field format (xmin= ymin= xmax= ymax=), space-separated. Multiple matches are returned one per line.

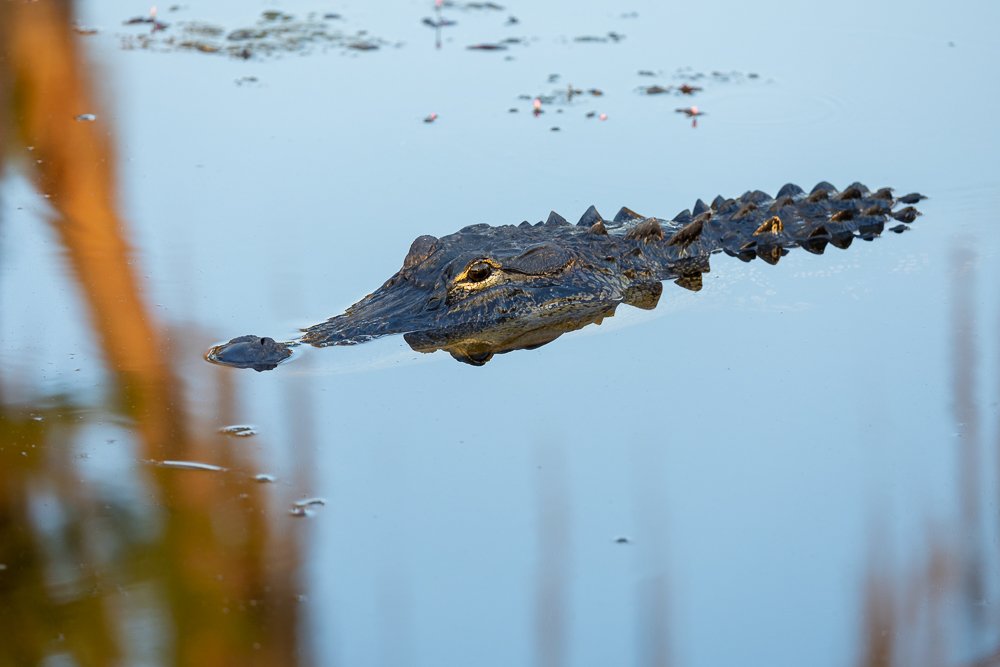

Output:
xmin=1 ymin=1 xmax=999 ymax=666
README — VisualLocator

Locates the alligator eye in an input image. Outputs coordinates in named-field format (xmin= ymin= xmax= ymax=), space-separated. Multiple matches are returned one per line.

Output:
xmin=465 ymin=261 xmax=493 ymax=283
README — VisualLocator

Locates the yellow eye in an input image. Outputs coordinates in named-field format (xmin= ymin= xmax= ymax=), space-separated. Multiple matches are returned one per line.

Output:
xmin=465 ymin=261 xmax=493 ymax=283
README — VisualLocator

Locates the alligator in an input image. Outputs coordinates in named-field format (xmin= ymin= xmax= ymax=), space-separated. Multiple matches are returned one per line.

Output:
xmin=207 ymin=181 xmax=925 ymax=369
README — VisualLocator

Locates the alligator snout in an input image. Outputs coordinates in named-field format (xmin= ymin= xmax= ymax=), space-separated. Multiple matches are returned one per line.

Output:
xmin=206 ymin=335 xmax=293 ymax=371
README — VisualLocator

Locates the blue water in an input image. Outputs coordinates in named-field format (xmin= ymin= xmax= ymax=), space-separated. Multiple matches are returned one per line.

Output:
xmin=2 ymin=0 xmax=999 ymax=665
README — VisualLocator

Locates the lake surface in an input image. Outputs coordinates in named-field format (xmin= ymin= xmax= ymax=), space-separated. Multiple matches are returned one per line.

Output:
xmin=1 ymin=0 xmax=999 ymax=665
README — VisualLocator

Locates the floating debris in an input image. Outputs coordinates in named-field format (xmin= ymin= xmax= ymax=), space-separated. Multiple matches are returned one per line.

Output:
xmin=550 ymin=126 xmax=560 ymax=132
xmin=614 ymin=536 xmax=631 ymax=544
xmin=505 ymin=16 xmax=519 ymax=25
xmin=254 ymin=473 xmax=277 ymax=483
xmin=228 ymin=28 xmax=266 ymax=41
xmin=124 ymin=5 xmax=168 ymax=31
xmin=675 ymin=105 xmax=705 ymax=118
xmin=234 ymin=76 xmax=259 ymax=86
xmin=75 ymin=113 xmax=97 ymax=122
xmin=219 ymin=424 xmax=257 ymax=437
xmin=423 ymin=112 xmax=439 ymax=123
xmin=261 ymin=10 xmax=292 ymax=21
xmin=153 ymin=459 xmax=227 ymax=472
xmin=467 ymin=43 xmax=507 ymax=50
xmin=422 ymin=17 xmax=457 ymax=28
xmin=516 ymin=83 xmax=604 ymax=119
xmin=675 ymin=105 xmax=705 ymax=128
xmin=289 ymin=497 xmax=327 ymax=517
xmin=643 ymin=83 xmax=700 ymax=95
xmin=573 ymin=32 xmax=624 ymax=43
xmin=637 ymin=69 xmax=656 ymax=76
xmin=599 ymin=113 xmax=608 ymax=121
xmin=442 ymin=0 xmax=504 ymax=9
xmin=73 ymin=25 xmax=99 ymax=36
xmin=120 ymin=11 xmax=387 ymax=58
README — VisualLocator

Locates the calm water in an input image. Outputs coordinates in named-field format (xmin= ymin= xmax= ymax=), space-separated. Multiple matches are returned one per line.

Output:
xmin=2 ymin=1 xmax=999 ymax=666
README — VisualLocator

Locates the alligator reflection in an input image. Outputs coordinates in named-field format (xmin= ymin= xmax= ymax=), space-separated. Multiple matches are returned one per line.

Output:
xmin=403 ymin=281 xmax=665 ymax=365
xmin=211 ymin=183 xmax=922 ymax=368
xmin=0 ymin=3 xmax=303 ymax=665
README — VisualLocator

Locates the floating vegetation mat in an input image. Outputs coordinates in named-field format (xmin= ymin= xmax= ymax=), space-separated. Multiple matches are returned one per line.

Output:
xmin=120 ymin=9 xmax=391 ymax=58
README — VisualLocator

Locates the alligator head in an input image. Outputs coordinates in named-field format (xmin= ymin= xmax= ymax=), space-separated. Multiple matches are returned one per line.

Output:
xmin=299 ymin=215 xmax=669 ymax=348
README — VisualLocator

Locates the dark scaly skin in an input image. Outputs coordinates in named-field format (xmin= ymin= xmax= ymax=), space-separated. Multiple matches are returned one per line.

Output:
xmin=207 ymin=181 xmax=926 ymax=368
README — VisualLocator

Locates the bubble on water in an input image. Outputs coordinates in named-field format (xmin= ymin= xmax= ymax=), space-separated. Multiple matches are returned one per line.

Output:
xmin=254 ymin=473 xmax=276 ymax=483
xmin=75 ymin=113 xmax=97 ymax=122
